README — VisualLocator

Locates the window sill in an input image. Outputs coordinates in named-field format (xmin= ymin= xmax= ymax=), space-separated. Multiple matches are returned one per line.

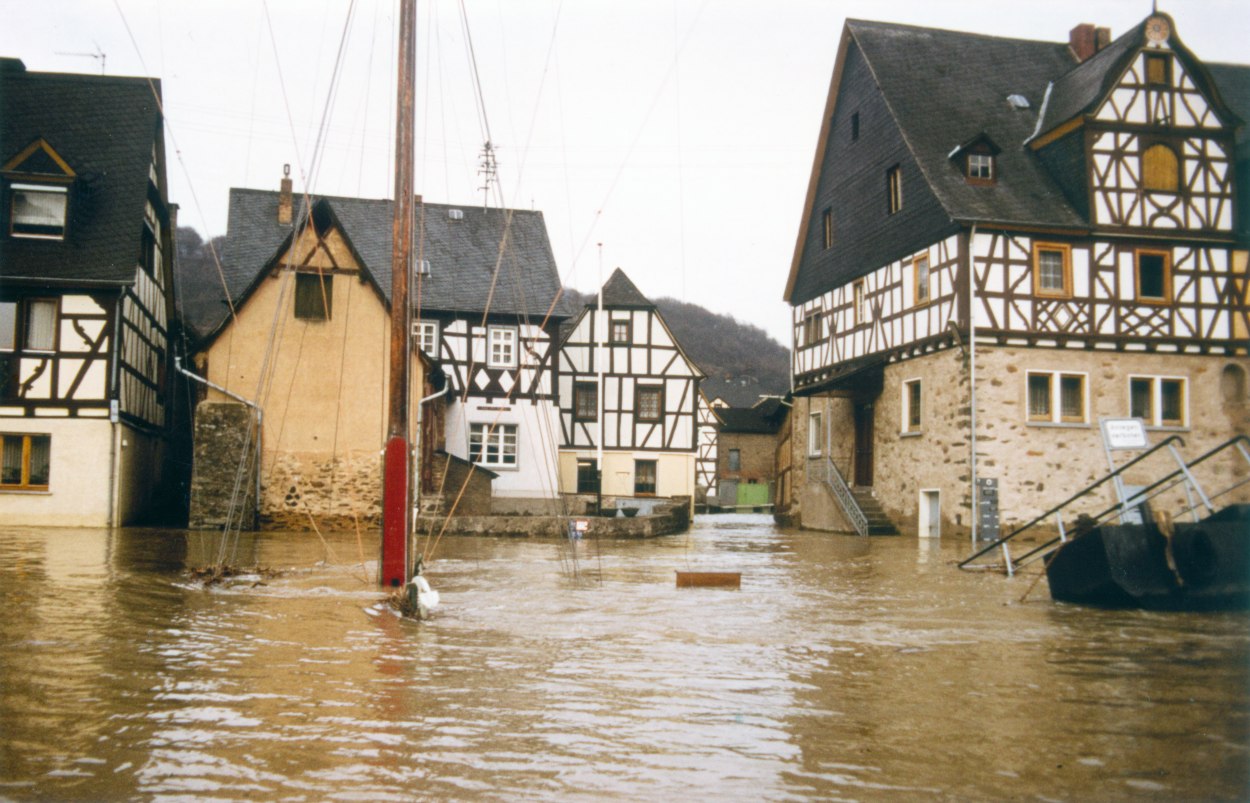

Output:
xmin=0 ymin=488 xmax=52 ymax=494
xmin=899 ymin=430 xmax=923 ymax=438
xmin=1025 ymin=421 xmax=1091 ymax=429
xmin=1145 ymin=424 xmax=1189 ymax=432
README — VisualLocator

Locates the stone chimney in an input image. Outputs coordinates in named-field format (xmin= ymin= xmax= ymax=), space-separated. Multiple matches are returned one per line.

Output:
xmin=1069 ymin=23 xmax=1110 ymax=63
xmin=278 ymin=163 xmax=292 ymax=225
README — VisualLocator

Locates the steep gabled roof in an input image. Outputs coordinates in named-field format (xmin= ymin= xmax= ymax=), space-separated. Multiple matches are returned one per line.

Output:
xmin=785 ymin=13 xmax=1249 ymax=305
xmin=179 ymin=189 xmax=570 ymax=343
xmin=599 ymin=267 xmax=653 ymax=308
xmin=844 ymin=19 xmax=1083 ymax=230
xmin=0 ymin=60 xmax=163 ymax=286
xmin=1030 ymin=14 xmax=1241 ymax=146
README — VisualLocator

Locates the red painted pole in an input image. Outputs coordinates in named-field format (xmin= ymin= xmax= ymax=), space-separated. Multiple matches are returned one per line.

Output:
xmin=381 ymin=0 xmax=416 ymax=588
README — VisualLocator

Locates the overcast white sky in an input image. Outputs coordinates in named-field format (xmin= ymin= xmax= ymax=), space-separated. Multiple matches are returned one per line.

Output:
xmin=3 ymin=1 xmax=1245 ymax=343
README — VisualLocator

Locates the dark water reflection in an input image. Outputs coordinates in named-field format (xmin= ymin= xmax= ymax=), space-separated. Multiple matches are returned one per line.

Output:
xmin=1 ymin=515 xmax=1246 ymax=801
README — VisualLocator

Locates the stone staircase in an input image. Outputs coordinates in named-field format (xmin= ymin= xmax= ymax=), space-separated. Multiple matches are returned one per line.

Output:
xmin=851 ymin=487 xmax=900 ymax=535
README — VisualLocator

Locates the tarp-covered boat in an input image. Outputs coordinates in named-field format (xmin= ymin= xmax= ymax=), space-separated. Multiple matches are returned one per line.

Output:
xmin=1045 ymin=505 xmax=1250 ymax=610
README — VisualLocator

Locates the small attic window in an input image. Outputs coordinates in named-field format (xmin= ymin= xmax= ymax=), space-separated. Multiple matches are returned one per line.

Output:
xmin=1144 ymin=52 xmax=1171 ymax=87
xmin=448 ymin=209 xmax=464 ymax=221
xmin=1006 ymin=94 xmax=1030 ymax=110
xmin=967 ymin=153 xmax=994 ymax=183
xmin=10 ymin=183 xmax=68 ymax=239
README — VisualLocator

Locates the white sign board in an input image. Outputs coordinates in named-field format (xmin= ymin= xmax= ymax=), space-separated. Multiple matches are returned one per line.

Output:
xmin=1101 ymin=418 xmax=1149 ymax=451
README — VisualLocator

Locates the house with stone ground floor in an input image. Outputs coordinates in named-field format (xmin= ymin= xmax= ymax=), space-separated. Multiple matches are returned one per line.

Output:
xmin=178 ymin=179 xmax=434 ymax=530
xmin=779 ymin=13 xmax=1250 ymax=538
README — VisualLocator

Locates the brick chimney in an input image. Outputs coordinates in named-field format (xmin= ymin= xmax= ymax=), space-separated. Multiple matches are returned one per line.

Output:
xmin=278 ymin=163 xmax=292 ymax=225
xmin=1070 ymin=23 xmax=1111 ymax=63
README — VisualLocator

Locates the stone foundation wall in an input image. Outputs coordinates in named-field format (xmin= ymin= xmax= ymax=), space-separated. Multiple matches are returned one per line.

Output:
xmin=261 ymin=449 xmax=382 ymax=531
xmin=189 ymin=402 xmax=258 ymax=530
xmin=418 ymin=496 xmax=690 ymax=539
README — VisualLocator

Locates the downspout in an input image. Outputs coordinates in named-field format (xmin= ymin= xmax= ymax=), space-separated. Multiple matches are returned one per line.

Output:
xmin=415 ymin=384 xmax=448 ymax=510
xmin=968 ymin=224 xmax=978 ymax=550
xmin=175 ymin=356 xmax=263 ymax=529
xmin=108 ymin=294 xmax=124 ymax=528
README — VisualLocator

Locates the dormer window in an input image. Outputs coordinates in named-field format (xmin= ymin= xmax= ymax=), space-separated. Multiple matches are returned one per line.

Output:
xmin=10 ymin=183 xmax=67 ymax=239
xmin=951 ymin=134 xmax=1000 ymax=186
xmin=967 ymin=153 xmax=994 ymax=182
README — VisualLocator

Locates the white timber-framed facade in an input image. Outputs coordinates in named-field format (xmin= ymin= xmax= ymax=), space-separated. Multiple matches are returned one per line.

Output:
xmin=557 ymin=269 xmax=707 ymax=510
xmin=1 ymin=59 xmax=182 ymax=527
xmin=781 ymin=14 xmax=1250 ymax=538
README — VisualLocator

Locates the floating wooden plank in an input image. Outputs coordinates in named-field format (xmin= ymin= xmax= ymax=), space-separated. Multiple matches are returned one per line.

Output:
xmin=675 ymin=571 xmax=741 ymax=589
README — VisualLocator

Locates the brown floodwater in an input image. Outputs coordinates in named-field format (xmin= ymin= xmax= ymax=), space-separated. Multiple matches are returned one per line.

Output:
xmin=1 ymin=514 xmax=1246 ymax=801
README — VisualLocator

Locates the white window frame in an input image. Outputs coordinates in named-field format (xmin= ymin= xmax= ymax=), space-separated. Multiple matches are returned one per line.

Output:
xmin=487 ymin=325 xmax=517 ymax=368
xmin=901 ymin=378 xmax=922 ymax=434
xmin=468 ymin=422 xmax=518 ymax=468
xmin=1129 ymin=375 xmax=1188 ymax=428
xmin=1026 ymin=370 xmax=1089 ymax=425
xmin=808 ymin=410 xmax=823 ymax=456
xmin=412 ymin=320 xmax=439 ymax=357
xmin=10 ymin=183 xmax=68 ymax=240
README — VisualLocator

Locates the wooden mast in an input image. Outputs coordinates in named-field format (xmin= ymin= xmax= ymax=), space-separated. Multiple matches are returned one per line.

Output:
xmin=381 ymin=0 xmax=417 ymax=588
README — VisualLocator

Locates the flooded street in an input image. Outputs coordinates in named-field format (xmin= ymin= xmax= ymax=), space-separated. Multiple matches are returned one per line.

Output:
xmin=1 ymin=514 xmax=1246 ymax=801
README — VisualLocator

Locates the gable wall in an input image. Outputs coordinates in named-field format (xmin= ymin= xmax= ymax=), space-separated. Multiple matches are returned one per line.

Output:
xmin=199 ymin=268 xmax=411 ymax=528
xmin=791 ymin=41 xmax=958 ymax=306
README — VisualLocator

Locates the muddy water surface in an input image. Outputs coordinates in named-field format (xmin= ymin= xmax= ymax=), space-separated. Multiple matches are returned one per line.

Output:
xmin=1 ymin=514 xmax=1246 ymax=800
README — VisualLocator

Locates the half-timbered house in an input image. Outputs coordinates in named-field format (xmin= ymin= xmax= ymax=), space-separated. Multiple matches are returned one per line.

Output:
xmin=1 ymin=59 xmax=180 ymax=527
xmin=557 ymin=268 xmax=706 ymax=509
xmin=782 ymin=14 xmax=1250 ymax=537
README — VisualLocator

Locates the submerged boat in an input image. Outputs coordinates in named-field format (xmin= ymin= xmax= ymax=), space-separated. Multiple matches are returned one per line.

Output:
xmin=1044 ymin=504 xmax=1250 ymax=610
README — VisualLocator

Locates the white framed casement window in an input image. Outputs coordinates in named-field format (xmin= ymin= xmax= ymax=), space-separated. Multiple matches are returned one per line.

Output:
xmin=1026 ymin=370 xmax=1088 ymax=424
xmin=808 ymin=410 xmax=823 ymax=456
xmin=1129 ymin=375 xmax=1187 ymax=428
xmin=412 ymin=320 xmax=439 ymax=357
xmin=10 ymin=183 xmax=68 ymax=239
xmin=487 ymin=326 xmax=518 ymax=368
xmin=901 ymin=378 xmax=922 ymax=434
xmin=469 ymin=422 xmax=518 ymax=467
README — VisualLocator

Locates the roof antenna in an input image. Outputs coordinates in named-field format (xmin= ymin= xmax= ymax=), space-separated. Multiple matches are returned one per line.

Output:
xmin=56 ymin=43 xmax=106 ymax=75
xmin=477 ymin=140 xmax=498 ymax=210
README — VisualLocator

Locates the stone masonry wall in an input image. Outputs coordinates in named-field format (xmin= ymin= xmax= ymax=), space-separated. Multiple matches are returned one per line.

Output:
xmin=189 ymin=401 xmax=258 ymax=530
xmin=261 ymin=448 xmax=382 ymax=531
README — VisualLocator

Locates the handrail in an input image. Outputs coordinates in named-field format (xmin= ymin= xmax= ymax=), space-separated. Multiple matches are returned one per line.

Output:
xmin=959 ymin=434 xmax=1250 ymax=572
xmin=957 ymin=434 xmax=1186 ymax=569
xmin=811 ymin=456 xmax=869 ymax=536
xmin=1007 ymin=434 xmax=1250 ymax=569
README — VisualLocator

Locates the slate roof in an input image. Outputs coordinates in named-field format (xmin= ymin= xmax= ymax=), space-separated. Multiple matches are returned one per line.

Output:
xmin=845 ymin=19 xmax=1085 ymax=230
xmin=598 ymin=267 xmax=653 ymax=308
xmin=179 ymin=188 xmax=571 ymax=342
xmin=787 ymin=16 xmax=1250 ymax=304
xmin=0 ymin=59 xmax=162 ymax=287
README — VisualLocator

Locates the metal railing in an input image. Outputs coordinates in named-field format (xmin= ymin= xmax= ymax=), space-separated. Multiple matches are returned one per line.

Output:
xmin=959 ymin=434 xmax=1250 ymax=575
xmin=810 ymin=456 xmax=869 ymax=536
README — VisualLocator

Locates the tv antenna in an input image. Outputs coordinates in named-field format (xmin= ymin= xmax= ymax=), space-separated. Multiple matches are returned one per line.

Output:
xmin=56 ymin=44 xmax=106 ymax=74
xmin=476 ymin=140 xmax=498 ymax=209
